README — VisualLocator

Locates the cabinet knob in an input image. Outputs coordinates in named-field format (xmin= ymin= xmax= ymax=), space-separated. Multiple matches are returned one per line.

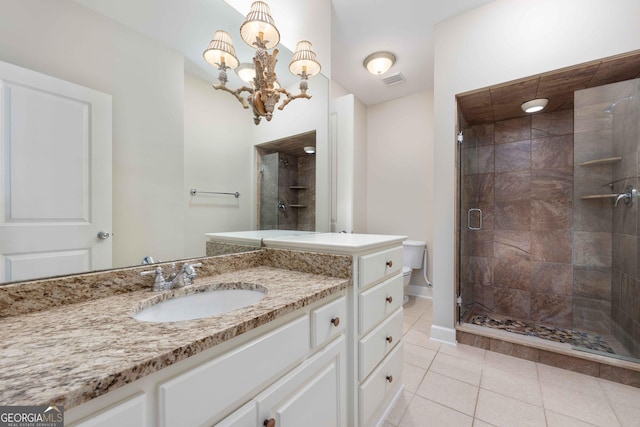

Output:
xmin=386 ymin=296 xmax=393 ymax=304
xmin=386 ymin=260 xmax=393 ymax=268
xmin=386 ymin=336 xmax=393 ymax=344
xmin=264 ymin=418 xmax=276 ymax=427
xmin=331 ymin=317 xmax=340 ymax=327
xmin=386 ymin=375 xmax=393 ymax=383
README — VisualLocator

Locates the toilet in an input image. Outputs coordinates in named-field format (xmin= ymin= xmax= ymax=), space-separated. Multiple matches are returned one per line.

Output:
xmin=402 ymin=240 xmax=426 ymax=304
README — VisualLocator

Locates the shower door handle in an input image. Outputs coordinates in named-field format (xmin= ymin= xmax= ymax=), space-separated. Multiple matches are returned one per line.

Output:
xmin=468 ymin=208 xmax=482 ymax=230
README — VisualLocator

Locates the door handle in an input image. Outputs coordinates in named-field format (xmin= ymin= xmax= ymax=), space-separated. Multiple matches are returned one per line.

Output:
xmin=467 ymin=209 xmax=482 ymax=231
xmin=97 ymin=231 xmax=111 ymax=240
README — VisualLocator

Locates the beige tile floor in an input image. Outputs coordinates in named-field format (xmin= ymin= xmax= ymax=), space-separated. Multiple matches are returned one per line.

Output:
xmin=383 ymin=297 xmax=640 ymax=427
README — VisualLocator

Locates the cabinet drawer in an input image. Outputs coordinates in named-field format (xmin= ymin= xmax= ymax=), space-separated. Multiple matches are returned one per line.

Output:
xmin=159 ymin=315 xmax=310 ymax=427
xmin=358 ymin=246 xmax=403 ymax=288
xmin=71 ymin=394 xmax=146 ymax=427
xmin=359 ymin=342 xmax=403 ymax=427
xmin=358 ymin=308 xmax=403 ymax=381
xmin=359 ymin=275 xmax=403 ymax=335
xmin=312 ymin=296 xmax=346 ymax=348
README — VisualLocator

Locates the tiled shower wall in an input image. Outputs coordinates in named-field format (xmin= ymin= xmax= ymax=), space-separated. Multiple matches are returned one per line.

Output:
xmin=277 ymin=155 xmax=316 ymax=231
xmin=462 ymin=110 xmax=575 ymax=328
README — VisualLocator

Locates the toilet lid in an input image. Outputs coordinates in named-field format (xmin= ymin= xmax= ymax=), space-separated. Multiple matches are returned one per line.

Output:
xmin=402 ymin=266 xmax=412 ymax=275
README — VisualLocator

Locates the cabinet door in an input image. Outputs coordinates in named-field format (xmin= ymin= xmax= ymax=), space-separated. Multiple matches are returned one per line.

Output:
xmin=70 ymin=394 xmax=145 ymax=427
xmin=256 ymin=335 xmax=346 ymax=427
xmin=215 ymin=401 xmax=257 ymax=427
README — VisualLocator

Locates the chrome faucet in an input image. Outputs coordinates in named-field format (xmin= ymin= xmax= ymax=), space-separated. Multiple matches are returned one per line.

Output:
xmin=614 ymin=185 xmax=636 ymax=207
xmin=140 ymin=262 xmax=202 ymax=291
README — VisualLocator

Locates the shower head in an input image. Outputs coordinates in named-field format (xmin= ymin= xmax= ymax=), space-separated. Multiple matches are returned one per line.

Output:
xmin=279 ymin=157 xmax=289 ymax=167
xmin=604 ymin=95 xmax=633 ymax=113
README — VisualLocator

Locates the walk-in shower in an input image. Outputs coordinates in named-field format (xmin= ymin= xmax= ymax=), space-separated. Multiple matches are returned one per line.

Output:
xmin=456 ymin=59 xmax=640 ymax=371
xmin=256 ymin=131 xmax=317 ymax=231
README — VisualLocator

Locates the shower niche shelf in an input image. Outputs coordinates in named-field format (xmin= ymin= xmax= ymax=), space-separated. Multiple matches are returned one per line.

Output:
xmin=579 ymin=194 xmax=618 ymax=200
xmin=578 ymin=156 xmax=622 ymax=167
xmin=289 ymin=186 xmax=307 ymax=190
xmin=289 ymin=205 xmax=307 ymax=208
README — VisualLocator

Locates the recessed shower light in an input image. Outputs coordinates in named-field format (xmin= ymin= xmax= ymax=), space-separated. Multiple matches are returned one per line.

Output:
xmin=304 ymin=146 xmax=315 ymax=154
xmin=521 ymin=98 xmax=549 ymax=113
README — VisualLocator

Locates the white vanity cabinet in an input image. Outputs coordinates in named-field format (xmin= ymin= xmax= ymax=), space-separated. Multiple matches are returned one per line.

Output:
xmin=263 ymin=233 xmax=407 ymax=427
xmin=66 ymin=293 xmax=347 ymax=427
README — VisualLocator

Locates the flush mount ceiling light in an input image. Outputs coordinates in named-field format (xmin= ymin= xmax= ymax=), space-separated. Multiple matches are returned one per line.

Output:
xmin=304 ymin=146 xmax=315 ymax=154
xmin=363 ymin=51 xmax=396 ymax=75
xmin=204 ymin=1 xmax=321 ymax=125
xmin=521 ymin=98 xmax=549 ymax=113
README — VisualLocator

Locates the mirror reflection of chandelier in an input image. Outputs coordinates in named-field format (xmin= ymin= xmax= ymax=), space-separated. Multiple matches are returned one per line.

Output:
xmin=203 ymin=1 xmax=321 ymax=125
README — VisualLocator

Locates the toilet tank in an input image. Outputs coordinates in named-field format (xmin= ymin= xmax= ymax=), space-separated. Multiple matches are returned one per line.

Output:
xmin=402 ymin=240 xmax=425 ymax=269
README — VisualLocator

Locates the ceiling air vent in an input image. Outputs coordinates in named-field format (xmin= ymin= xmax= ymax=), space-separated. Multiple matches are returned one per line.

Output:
xmin=381 ymin=72 xmax=405 ymax=86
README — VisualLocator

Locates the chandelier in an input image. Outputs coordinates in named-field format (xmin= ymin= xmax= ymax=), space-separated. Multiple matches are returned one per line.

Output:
xmin=203 ymin=1 xmax=321 ymax=125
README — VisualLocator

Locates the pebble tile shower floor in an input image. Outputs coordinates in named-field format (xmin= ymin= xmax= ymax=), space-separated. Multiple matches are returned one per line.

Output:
xmin=469 ymin=313 xmax=617 ymax=354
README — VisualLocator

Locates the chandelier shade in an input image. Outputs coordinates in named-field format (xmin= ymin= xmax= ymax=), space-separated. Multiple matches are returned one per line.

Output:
xmin=235 ymin=63 xmax=256 ymax=84
xmin=240 ymin=1 xmax=280 ymax=49
xmin=203 ymin=30 xmax=239 ymax=69
xmin=289 ymin=41 xmax=321 ymax=77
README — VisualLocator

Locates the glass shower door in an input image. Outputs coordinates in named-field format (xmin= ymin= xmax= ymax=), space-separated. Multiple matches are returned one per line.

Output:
xmin=259 ymin=152 xmax=279 ymax=229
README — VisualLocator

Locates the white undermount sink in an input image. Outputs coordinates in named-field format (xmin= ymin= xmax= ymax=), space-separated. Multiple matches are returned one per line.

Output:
xmin=133 ymin=287 xmax=267 ymax=322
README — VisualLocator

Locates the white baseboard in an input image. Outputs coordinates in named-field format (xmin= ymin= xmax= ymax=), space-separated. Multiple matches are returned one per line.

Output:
xmin=430 ymin=325 xmax=457 ymax=345
xmin=408 ymin=284 xmax=432 ymax=299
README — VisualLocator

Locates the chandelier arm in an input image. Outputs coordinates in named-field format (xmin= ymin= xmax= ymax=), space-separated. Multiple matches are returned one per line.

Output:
xmin=212 ymin=84 xmax=253 ymax=109
xmin=276 ymin=88 xmax=312 ymax=111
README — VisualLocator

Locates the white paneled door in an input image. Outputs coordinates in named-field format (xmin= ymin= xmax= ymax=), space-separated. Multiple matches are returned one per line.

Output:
xmin=0 ymin=60 xmax=112 ymax=282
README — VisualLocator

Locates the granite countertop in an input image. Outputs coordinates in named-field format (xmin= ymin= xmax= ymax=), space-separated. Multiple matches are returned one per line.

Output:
xmin=0 ymin=250 xmax=351 ymax=409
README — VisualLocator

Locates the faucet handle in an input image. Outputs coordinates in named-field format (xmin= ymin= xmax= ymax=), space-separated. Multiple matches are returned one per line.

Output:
xmin=182 ymin=262 xmax=202 ymax=286
xmin=140 ymin=267 xmax=167 ymax=291
xmin=140 ymin=266 xmax=162 ymax=276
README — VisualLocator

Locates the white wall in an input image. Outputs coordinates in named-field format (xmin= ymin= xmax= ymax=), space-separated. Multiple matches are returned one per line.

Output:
xmin=183 ymin=73 xmax=254 ymax=257
xmin=352 ymin=96 xmax=368 ymax=233
xmin=366 ymin=90 xmax=434 ymax=287
xmin=0 ymin=0 xmax=185 ymax=267
xmin=432 ymin=0 xmax=640 ymax=343
xmin=330 ymin=80 xmax=350 ymax=99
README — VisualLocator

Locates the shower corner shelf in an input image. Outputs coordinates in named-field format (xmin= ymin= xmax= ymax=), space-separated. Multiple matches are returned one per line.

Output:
xmin=289 ymin=186 xmax=307 ymax=190
xmin=289 ymin=205 xmax=307 ymax=208
xmin=579 ymin=194 xmax=617 ymax=200
xmin=578 ymin=156 xmax=622 ymax=167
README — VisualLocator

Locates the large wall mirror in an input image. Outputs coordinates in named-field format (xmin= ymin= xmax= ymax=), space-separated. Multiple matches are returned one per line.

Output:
xmin=0 ymin=0 xmax=330 ymax=284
